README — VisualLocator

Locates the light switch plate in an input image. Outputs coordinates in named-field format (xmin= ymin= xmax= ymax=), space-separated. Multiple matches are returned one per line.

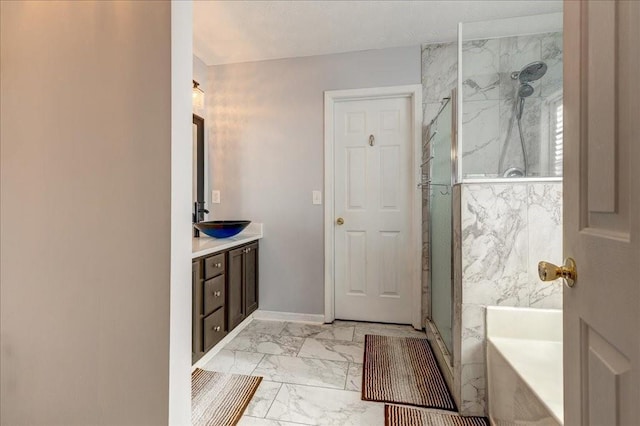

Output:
xmin=312 ymin=190 xmax=322 ymax=205
xmin=211 ymin=190 xmax=220 ymax=204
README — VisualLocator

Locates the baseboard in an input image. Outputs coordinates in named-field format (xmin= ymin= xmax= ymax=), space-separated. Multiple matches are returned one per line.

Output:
xmin=252 ymin=309 xmax=325 ymax=324
xmin=191 ymin=313 xmax=254 ymax=372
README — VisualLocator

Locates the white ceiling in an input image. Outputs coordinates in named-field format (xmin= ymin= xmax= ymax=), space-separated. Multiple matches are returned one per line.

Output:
xmin=194 ymin=1 xmax=562 ymax=66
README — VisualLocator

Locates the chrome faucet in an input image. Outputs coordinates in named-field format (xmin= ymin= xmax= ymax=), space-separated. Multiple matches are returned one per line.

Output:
xmin=193 ymin=201 xmax=209 ymax=237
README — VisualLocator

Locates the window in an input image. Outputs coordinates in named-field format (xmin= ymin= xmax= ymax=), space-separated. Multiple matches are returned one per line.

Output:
xmin=551 ymin=100 xmax=563 ymax=176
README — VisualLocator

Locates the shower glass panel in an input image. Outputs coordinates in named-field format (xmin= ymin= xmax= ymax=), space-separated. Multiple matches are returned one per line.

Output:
xmin=458 ymin=13 xmax=563 ymax=180
xmin=429 ymin=98 xmax=453 ymax=354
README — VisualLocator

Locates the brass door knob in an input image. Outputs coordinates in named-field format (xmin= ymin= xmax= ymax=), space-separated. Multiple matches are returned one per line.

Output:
xmin=336 ymin=217 xmax=345 ymax=225
xmin=538 ymin=257 xmax=577 ymax=287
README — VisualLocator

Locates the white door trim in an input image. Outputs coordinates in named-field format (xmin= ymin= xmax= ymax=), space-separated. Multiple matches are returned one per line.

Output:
xmin=324 ymin=84 xmax=423 ymax=329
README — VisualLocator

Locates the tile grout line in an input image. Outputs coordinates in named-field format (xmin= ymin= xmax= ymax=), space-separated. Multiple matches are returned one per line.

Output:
xmin=246 ymin=372 xmax=356 ymax=393
xmin=262 ymin=381 xmax=284 ymax=420
xmin=294 ymin=337 xmax=308 ymax=357
xmin=247 ymin=352 xmax=266 ymax=377
xmin=262 ymin=380 xmax=363 ymax=393
xmin=343 ymin=362 xmax=350 ymax=390
xmin=244 ymin=416 xmax=312 ymax=426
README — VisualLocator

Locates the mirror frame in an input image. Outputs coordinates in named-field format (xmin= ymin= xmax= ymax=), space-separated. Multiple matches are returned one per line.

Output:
xmin=193 ymin=114 xmax=205 ymax=219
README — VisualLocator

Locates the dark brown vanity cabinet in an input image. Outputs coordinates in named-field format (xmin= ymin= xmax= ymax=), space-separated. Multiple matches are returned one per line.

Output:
xmin=192 ymin=241 xmax=259 ymax=364
xmin=192 ymin=252 xmax=227 ymax=363
xmin=227 ymin=242 xmax=259 ymax=330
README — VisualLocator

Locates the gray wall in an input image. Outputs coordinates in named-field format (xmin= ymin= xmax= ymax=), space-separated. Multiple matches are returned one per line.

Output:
xmin=1 ymin=2 xmax=174 ymax=424
xmin=208 ymin=46 xmax=421 ymax=314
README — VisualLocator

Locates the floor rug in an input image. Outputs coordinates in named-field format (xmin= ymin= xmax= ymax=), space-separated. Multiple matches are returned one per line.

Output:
xmin=362 ymin=335 xmax=456 ymax=411
xmin=192 ymin=368 xmax=262 ymax=426
xmin=385 ymin=405 xmax=489 ymax=425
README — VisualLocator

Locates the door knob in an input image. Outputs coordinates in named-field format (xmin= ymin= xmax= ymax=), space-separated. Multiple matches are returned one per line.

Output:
xmin=336 ymin=217 xmax=344 ymax=225
xmin=538 ymin=257 xmax=577 ymax=287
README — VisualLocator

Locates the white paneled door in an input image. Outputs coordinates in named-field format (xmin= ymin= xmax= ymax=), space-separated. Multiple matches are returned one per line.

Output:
xmin=562 ymin=0 xmax=639 ymax=423
xmin=333 ymin=95 xmax=413 ymax=324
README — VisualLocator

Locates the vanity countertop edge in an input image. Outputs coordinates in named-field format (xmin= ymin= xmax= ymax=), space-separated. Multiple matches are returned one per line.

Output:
xmin=192 ymin=222 xmax=263 ymax=259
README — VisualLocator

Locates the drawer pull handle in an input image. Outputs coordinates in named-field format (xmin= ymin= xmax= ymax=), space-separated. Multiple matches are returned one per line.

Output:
xmin=214 ymin=263 xmax=222 ymax=268
xmin=214 ymin=326 xmax=221 ymax=332
xmin=214 ymin=291 xmax=221 ymax=297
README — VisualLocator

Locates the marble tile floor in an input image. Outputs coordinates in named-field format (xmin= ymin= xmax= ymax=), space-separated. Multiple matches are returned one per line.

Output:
xmin=201 ymin=319 xmax=426 ymax=426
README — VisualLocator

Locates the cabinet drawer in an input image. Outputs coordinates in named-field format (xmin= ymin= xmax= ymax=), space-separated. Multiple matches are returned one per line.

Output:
xmin=204 ymin=253 xmax=225 ymax=279
xmin=203 ymin=308 xmax=226 ymax=352
xmin=203 ymin=275 xmax=225 ymax=316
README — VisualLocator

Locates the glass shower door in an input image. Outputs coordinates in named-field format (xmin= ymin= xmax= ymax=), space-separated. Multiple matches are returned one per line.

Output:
xmin=429 ymin=99 xmax=453 ymax=354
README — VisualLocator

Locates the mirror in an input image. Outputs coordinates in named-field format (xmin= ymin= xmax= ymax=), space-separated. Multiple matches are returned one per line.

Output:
xmin=192 ymin=114 xmax=205 ymax=223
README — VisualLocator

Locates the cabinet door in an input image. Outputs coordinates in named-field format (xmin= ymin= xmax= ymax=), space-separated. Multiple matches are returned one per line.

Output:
xmin=227 ymin=246 xmax=245 ymax=330
xmin=244 ymin=242 xmax=259 ymax=315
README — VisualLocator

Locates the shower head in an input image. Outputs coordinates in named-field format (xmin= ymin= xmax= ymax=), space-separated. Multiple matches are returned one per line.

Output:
xmin=518 ymin=83 xmax=535 ymax=98
xmin=513 ymin=61 xmax=548 ymax=84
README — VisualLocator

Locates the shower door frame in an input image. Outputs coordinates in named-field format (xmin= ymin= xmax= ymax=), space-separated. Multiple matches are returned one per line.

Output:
xmin=426 ymin=89 xmax=458 ymax=364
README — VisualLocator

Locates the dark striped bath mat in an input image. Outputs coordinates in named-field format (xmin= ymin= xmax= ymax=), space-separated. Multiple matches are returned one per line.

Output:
xmin=362 ymin=335 xmax=456 ymax=411
xmin=385 ymin=405 xmax=489 ymax=426
xmin=192 ymin=368 xmax=262 ymax=426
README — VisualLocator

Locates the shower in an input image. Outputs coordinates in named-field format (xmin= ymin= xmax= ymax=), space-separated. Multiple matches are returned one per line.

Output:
xmin=499 ymin=61 xmax=548 ymax=177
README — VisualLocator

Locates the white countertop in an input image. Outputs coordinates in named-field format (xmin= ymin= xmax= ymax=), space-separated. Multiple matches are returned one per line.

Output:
xmin=192 ymin=223 xmax=263 ymax=259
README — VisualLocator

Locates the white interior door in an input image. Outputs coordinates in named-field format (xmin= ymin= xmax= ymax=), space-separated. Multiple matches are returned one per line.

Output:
xmin=563 ymin=1 xmax=639 ymax=423
xmin=333 ymin=95 xmax=413 ymax=324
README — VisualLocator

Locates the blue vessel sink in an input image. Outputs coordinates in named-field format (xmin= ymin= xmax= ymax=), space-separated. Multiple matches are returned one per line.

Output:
xmin=195 ymin=220 xmax=251 ymax=238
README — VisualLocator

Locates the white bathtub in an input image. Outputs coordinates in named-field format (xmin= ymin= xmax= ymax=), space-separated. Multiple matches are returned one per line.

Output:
xmin=486 ymin=306 xmax=563 ymax=425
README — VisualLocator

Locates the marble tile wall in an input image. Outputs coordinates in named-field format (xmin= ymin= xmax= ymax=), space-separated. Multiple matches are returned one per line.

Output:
xmin=456 ymin=182 xmax=563 ymax=416
xmin=451 ymin=184 xmax=463 ymax=410
xmin=461 ymin=32 xmax=563 ymax=177
xmin=421 ymin=33 xmax=563 ymax=324
xmin=422 ymin=33 xmax=563 ymax=417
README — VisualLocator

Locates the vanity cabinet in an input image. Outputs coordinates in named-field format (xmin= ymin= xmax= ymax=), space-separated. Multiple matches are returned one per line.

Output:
xmin=227 ymin=242 xmax=259 ymax=330
xmin=192 ymin=241 xmax=259 ymax=364
xmin=192 ymin=253 xmax=227 ymax=363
